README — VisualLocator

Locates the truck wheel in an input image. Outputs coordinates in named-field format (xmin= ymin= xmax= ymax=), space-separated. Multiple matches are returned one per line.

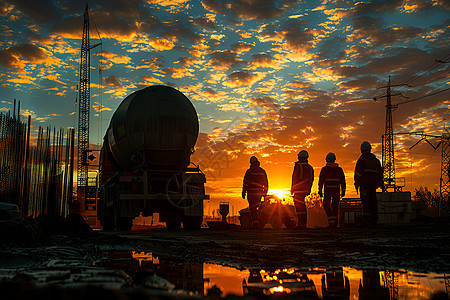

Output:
xmin=117 ymin=217 xmax=133 ymax=231
xmin=270 ymin=215 xmax=282 ymax=229
xmin=239 ymin=214 xmax=252 ymax=228
xmin=258 ymin=215 xmax=267 ymax=229
xmin=283 ymin=218 xmax=297 ymax=229
xmin=166 ymin=221 xmax=181 ymax=230
xmin=101 ymin=216 xmax=115 ymax=231
xmin=183 ymin=216 xmax=203 ymax=230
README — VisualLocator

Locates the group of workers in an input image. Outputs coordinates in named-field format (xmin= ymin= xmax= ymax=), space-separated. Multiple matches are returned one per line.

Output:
xmin=242 ymin=141 xmax=383 ymax=229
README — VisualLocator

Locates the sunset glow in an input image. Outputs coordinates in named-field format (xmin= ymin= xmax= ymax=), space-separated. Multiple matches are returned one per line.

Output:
xmin=0 ymin=0 xmax=448 ymax=212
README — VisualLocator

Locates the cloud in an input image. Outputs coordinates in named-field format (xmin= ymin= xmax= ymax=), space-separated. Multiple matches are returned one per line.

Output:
xmin=97 ymin=50 xmax=131 ymax=64
xmin=201 ymin=0 xmax=284 ymax=20
xmin=346 ymin=0 xmax=404 ymax=17
xmin=141 ymin=75 xmax=163 ymax=84
xmin=350 ymin=16 xmax=423 ymax=46
xmin=0 ymin=43 xmax=49 ymax=69
xmin=225 ymin=70 xmax=264 ymax=87
xmin=161 ymin=24 xmax=202 ymax=43
xmin=248 ymin=53 xmax=278 ymax=69
xmin=4 ymin=0 xmax=63 ymax=23
xmin=50 ymin=8 xmax=141 ymax=41
xmin=104 ymin=75 xmax=122 ymax=88
xmin=285 ymin=80 xmax=313 ymax=89
xmin=259 ymin=19 xmax=320 ymax=55
xmin=337 ymin=75 xmax=382 ymax=91
xmin=161 ymin=67 xmax=193 ymax=79
xmin=248 ymin=95 xmax=279 ymax=109
xmin=231 ymin=42 xmax=254 ymax=53
xmin=209 ymin=50 xmax=243 ymax=70
xmin=203 ymin=88 xmax=218 ymax=99
xmin=281 ymin=19 xmax=322 ymax=55
xmin=194 ymin=16 xmax=217 ymax=29
xmin=175 ymin=56 xmax=200 ymax=67
xmin=149 ymin=37 xmax=175 ymax=51
xmin=137 ymin=57 xmax=164 ymax=70
xmin=146 ymin=0 xmax=189 ymax=5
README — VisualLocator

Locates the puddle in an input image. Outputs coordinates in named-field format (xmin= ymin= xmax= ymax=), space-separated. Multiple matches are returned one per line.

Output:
xmin=94 ymin=250 xmax=449 ymax=299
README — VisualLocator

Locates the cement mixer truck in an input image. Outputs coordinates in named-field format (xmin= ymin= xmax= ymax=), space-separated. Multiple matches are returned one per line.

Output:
xmin=97 ymin=85 xmax=208 ymax=230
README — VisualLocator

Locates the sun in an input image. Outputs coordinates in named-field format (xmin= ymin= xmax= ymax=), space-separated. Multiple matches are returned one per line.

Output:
xmin=268 ymin=188 xmax=291 ymax=200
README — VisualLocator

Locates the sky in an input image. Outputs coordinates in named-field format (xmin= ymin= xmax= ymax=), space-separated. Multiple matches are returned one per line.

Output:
xmin=0 ymin=0 xmax=449 ymax=211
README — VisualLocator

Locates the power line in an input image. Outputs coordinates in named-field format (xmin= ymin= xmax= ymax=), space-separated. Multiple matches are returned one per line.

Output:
xmin=396 ymin=87 xmax=450 ymax=105
xmin=401 ymin=53 xmax=450 ymax=86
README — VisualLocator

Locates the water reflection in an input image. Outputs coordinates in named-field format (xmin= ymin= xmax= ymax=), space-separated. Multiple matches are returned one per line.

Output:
xmin=95 ymin=251 xmax=448 ymax=299
xmin=359 ymin=269 xmax=389 ymax=300
xmin=242 ymin=269 xmax=318 ymax=297
xmin=322 ymin=268 xmax=350 ymax=299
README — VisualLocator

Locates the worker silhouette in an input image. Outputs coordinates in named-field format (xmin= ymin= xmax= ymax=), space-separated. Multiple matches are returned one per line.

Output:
xmin=319 ymin=152 xmax=346 ymax=228
xmin=321 ymin=268 xmax=350 ymax=299
xmin=358 ymin=269 xmax=389 ymax=299
xmin=354 ymin=141 xmax=383 ymax=227
xmin=291 ymin=150 xmax=314 ymax=229
xmin=242 ymin=156 xmax=268 ymax=228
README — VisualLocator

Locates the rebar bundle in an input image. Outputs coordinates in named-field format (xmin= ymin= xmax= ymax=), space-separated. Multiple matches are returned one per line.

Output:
xmin=27 ymin=127 xmax=75 ymax=217
xmin=0 ymin=102 xmax=75 ymax=218
xmin=0 ymin=102 xmax=27 ymax=206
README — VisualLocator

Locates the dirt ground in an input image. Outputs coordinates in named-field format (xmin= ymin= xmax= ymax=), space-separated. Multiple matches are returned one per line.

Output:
xmin=112 ymin=224 xmax=450 ymax=273
xmin=1 ymin=219 xmax=449 ymax=299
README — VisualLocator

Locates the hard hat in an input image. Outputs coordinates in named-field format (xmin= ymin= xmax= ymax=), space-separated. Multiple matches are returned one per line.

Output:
xmin=361 ymin=141 xmax=371 ymax=152
xmin=250 ymin=156 xmax=258 ymax=163
xmin=298 ymin=150 xmax=309 ymax=159
xmin=326 ymin=152 xmax=336 ymax=162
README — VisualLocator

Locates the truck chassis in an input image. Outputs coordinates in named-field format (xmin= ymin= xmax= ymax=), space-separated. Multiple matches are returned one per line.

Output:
xmin=98 ymin=166 xmax=208 ymax=230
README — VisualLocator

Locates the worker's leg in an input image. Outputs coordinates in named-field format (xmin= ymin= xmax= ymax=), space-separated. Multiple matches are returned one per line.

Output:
xmin=330 ymin=193 xmax=340 ymax=228
xmin=294 ymin=193 xmax=307 ymax=229
xmin=247 ymin=194 xmax=261 ymax=224
xmin=360 ymin=186 xmax=370 ymax=226
xmin=323 ymin=193 xmax=332 ymax=226
xmin=367 ymin=188 xmax=378 ymax=226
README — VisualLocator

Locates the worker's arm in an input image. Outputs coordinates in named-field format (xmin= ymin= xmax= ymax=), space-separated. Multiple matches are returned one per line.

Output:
xmin=354 ymin=157 xmax=362 ymax=193
xmin=263 ymin=169 xmax=269 ymax=196
xmin=340 ymin=167 xmax=346 ymax=197
xmin=291 ymin=164 xmax=298 ymax=195
xmin=318 ymin=168 xmax=324 ymax=197
xmin=242 ymin=170 xmax=249 ymax=199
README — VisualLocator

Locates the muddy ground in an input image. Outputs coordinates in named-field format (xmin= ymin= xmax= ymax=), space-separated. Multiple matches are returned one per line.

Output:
xmin=0 ymin=218 xmax=449 ymax=299
xmin=114 ymin=224 xmax=450 ymax=273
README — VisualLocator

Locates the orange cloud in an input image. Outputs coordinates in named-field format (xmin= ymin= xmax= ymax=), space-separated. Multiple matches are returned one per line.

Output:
xmin=209 ymin=50 xmax=243 ymax=70
xmin=149 ymin=37 xmax=175 ymax=51
xmin=248 ymin=53 xmax=278 ymax=69
xmin=232 ymin=42 xmax=254 ymax=53
xmin=104 ymin=75 xmax=122 ymax=88
xmin=225 ymin=71 xmax=264 ymax=87
xmin=0 ymin=43 xmax=47 ymax=69
xmin=175 ymin=56 xmax=200 ymax=67
xmin=146 ymin=0 xmax=189 ymax=5
xmin=142 ymin=75 xmax=164 ymax=84
xmin=97 ymin=50 xmax=131 ymax=64
xmin=161 ymin=67 xmax=193 ymax=79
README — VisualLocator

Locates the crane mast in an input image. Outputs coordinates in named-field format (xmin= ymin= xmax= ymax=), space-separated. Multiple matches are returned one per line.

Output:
xmin=77 ymin=4 xmax=90 ymax=189
xmin=76 ymin=4 xmax=101 ymax=216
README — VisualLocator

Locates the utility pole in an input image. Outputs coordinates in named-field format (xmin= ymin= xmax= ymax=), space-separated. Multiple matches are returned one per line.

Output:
xmin=395 ymin=125 xmax=449 ymax=217
xmin=440 ymin=123 xmax=449 ymax=216
xmin=374 ymin=76 xmax=408 ymax=191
